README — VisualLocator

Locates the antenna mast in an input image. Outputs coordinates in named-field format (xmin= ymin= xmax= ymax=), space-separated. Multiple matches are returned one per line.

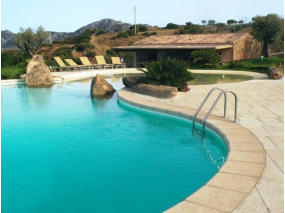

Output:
xmin=134 ymin=6 xmax=137 ymax=35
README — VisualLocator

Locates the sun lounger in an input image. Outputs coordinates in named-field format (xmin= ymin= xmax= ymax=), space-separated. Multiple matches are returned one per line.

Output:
xmin=64 ymin=59 xmax=86 ymax=70
xmin=79 ymin=57 xmax=102 ymax=69
xmin=95 ymin=56 xmax=113 ymax=69
xmin=111 ymin=57 xmax=126 ymax=68
xmin=53 ymin=57 xmax=71 ymax=71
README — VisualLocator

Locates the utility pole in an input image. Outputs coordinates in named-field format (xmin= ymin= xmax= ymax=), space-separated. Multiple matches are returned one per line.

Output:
xmin=49 ymin=32 xmax=52 ymax=44
xmin=134 ymin=6 xmax=137 ymax=35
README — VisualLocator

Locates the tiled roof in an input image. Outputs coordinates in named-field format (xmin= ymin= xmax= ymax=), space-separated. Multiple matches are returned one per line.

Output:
xmin=134 ymin=33 xmax=248 ymax=45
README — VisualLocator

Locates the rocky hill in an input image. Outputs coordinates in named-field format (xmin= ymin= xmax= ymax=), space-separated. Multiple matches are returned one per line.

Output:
xmin=1 ymin=30 xmax=17 ymax=49
xmin=1 ymin=18 xmax=133 ymax=49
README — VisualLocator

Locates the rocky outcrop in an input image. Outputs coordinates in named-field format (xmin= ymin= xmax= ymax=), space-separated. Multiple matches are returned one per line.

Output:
xmin=268 ymin=66 xmax=284 ymax=80
xmin=25 ymin=55 xmax=54 ymax=87
xmin=130 ymin=84 xmax=178 ymax=98
xmin=122 ymin=76 xmax=146 ymax=87
xmin=90 ymin=74 xmax=115 ymax=98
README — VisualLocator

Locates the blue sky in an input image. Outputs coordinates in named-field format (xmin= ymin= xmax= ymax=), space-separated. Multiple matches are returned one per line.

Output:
xmin=2 ymin=0 xmax=284 ymax=33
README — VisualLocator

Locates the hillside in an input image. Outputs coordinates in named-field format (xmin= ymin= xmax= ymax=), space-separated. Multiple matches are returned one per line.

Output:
xmin=1 ymin=18 xmax=134 ymax=49
xmin=40 ymin=27 xmax=178 ymax=59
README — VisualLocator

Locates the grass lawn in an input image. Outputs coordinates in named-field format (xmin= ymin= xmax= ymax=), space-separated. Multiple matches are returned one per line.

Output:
xmin=1 ymin=66 xmax=25 ymax=80
xmin=189 ymin=57 xmax=284 ymax=75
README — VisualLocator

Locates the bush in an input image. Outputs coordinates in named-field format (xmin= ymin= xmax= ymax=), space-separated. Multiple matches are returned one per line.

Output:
xmin=143 ymin=57 xmax=194 ymax=90
xmin=190 ymin=49 xmax=221 ymax=68
xmin=86 ymin=51 xmax=96 ymax=58
xmin=118 ymin=52 xmax=134 ymax=67
xmin=106 ymin=48 xmax=116 ymax=56
xmin=176 ymin=22 xmax=203 ymax=34
xmin=52 ymin=46 xmax=73 ymax=58
xmin=127 ymin=30 xmax=135 ymax=36
xmin=165 ymin=23 xmax=179 ymax=29
xmin=76 ymin=29 xmax=95 ymax=43
xmin=1 ymin=51 xmax=29 ymax=67
xmin=143 ymin=32 xmax=157 ymax=37
xmin=96 ymin=30 xmax=106 ymax=35
xmin=74 ymin=42 xmax=91 ymax=52
xmin=129 ymin=25 xmax=148 ymax=32
xmin=1 ymin=66 xmax=26 ymax=80
xmin=113 ymin=31 xmax=129 ymax=39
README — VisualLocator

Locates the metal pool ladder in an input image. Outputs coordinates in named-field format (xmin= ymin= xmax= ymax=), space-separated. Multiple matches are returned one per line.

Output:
xmin=192 ymin=87 xmax=238 ymax=140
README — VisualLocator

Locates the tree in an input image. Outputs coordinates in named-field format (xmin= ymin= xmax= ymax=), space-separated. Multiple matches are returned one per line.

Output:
xmin=165 ymin=23 xmax=179 ymax=29
xmin=178 ymin=22 xmax=203 ymax=34
xmin=201 ymin=20 xmax=207 ymax=25
xmin=216 ymin=23 xmax=226 ymax=32
xmin=238 ymin=20 xmax=244 ymax=24
xmin=251 ymin=14 xmax=282 ymax=57
xmin=227 ymin=19 xmax=237 ymax=25
xmin=207 ymin=20 xmax=216 ymax=26
xmin=14 ymin=26 xmax=49 ymax=57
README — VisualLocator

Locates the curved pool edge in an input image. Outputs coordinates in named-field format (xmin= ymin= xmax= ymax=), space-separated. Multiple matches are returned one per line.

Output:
xmin=117 ymin=88 xmax=266 ymax=213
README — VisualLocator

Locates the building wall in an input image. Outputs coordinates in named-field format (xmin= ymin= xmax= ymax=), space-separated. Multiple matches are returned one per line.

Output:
xmin=233 ymin=34 xmax=262 ymax=61
xmin=219 ymin=48 xmax=233 ymax=62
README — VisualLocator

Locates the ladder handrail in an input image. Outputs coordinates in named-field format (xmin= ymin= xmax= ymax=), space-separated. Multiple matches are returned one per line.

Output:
xmin=192 ymin=87 xmax=227 ymax=133
xmin=202 ymin=90 xmax=238 ymax=137
xmin=192 ymin=87 xmax=238 ymax=140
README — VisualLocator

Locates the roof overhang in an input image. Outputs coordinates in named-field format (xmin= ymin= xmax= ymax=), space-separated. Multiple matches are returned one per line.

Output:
xmin=114 ymin=44 xmax=233 ymax=51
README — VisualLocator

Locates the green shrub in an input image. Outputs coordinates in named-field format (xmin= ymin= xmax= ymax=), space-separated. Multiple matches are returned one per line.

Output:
xmin=1 ymin=51 xmax=29 ymax=67
xmin=52 ymin=46 xmax=73 ymax=58
xmin=113 ymin=31 xmax=129 ymax=39
xmin=74 ymin=42 xmax=90 ymax=52
xmin=118 ymin=52 xmax=134 ymax=67
xmin=95 ymin=30 xmax=106 ymax=35
xmin=176 ymin=22 xmax=203 ymax=34
xmin=165 ymin=23 xmax=179 ymax=29
xmin=86 ymin=51 xmax=96 ymax=58
xmin=143 ymin=32 xmax=157 ymax=37
xmin=190 ymin=49 xmax=221 ymax=68
xmin=106 ymin=48 xmax=116 ymax=56
xmin=1 ymin=66 xmax=26 ymax=79
xmin=127 ymin=30 xmax=135 ymax=36
xmin=129 ymin=25 xmax=148 ymax=32
xmin=76 ymin=29 xmax=95 ymax=43
xmin=143 ymin=57 xmax=194 ymax=90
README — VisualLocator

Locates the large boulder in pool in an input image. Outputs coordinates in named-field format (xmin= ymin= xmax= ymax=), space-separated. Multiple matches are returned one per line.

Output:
xmin=90 ymin=74 xmax=116 ymax=98
xmin=130 ymin=84 xmax=178 ymax=98
xmin=122 ymin=76 xmax=146 ymax=87
xmin=25 ymin=55 xmax=54 ymax=87
xmin=268 ymin=66 xmax=284 ymax=80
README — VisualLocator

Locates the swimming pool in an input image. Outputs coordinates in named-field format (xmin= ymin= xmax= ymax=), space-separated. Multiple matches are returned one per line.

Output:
xmin=2 ymin=77 xmax=227 ymax=213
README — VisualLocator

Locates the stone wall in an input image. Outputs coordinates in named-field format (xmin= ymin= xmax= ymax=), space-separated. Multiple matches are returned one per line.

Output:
xmin=233 ymin=34 xmax=262 ymax=61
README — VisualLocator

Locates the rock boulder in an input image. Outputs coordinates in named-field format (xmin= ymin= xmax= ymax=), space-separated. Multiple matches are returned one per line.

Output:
xmin=130 ymin=84 xmax=178 ymax=98
xmin=122 ymin=76 xmax=146 ymax=87
xmin=90 ymin=74 xmax=115 ymax=98
xmin=25 ymin=55 xmax=54 ymax=87
xmin=268 ymin=66 xmax=284 ymax=80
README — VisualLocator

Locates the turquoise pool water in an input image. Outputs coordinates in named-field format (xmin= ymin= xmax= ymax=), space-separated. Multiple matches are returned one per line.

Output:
xmin=2 ymin=77 xmax=227 ymax=213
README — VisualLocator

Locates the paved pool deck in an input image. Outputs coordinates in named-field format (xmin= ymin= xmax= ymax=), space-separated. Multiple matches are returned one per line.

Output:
xmin=117 ymin=70 xmax=283 ymax=212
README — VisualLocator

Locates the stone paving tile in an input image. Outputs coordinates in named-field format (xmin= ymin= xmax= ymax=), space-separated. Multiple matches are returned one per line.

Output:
xmin=258 ymin=136 xmax=280 ymax=151
xmin=227 ymin=151 xmax=265 ymax=164
xmin=207 ymin=172 xmax=258 ymax=193
xmin=267 ymin=150 xmax=284 ymax=173
xmin=232 ymin=188 xmax=269 ymax=213
xmin=186 ymin=185 xmax=246 ymax=212
xmin=220 ymin=161 xmax=264 ymax=177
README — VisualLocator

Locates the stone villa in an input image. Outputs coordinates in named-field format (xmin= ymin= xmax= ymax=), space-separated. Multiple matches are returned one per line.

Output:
xmin=114 ymin=33 xmax=262 ymax=66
